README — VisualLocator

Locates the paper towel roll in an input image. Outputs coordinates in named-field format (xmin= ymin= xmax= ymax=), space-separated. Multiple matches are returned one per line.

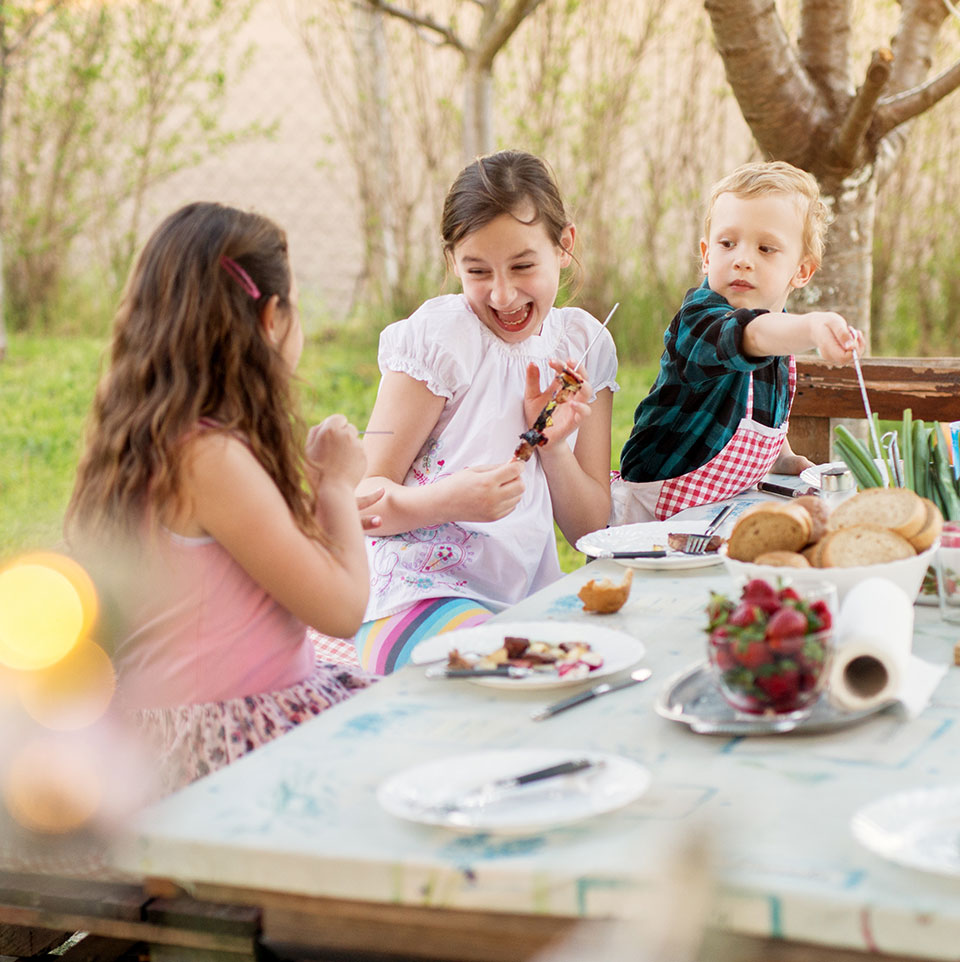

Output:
xmin=827 ymin=577 xmax=914 ymax=712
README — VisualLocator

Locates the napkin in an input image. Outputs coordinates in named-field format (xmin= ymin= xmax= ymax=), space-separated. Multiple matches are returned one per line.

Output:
xmin=827 ymin=577 xmax=946 ymax=718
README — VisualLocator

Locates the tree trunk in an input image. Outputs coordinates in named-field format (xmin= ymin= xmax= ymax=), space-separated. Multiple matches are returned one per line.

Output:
xmin=352 ymin=2 xmax=398 ymax=307
xmin=462 ymin=60 xmax=493 ymax=160
xmin=798 ymin=171 xmax=877 ymax=346
xmin=0 ymin=26 xmax=7 ymax=361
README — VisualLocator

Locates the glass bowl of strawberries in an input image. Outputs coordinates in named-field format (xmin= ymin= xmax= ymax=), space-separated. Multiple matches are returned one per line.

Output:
xmin=705 ymin=577 xmax=836 ymax=718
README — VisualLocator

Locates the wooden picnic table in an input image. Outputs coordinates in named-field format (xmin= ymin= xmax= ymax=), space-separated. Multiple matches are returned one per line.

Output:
xmin=74 ymin=485 xmax=960 ymax=962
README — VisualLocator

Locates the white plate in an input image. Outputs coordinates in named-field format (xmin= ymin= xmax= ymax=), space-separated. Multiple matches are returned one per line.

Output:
xmin=851 ymin=786 xmax=960 ymax=878
xmin=409 ymin=621 xmax=645 ymax=689
xmin=576 ymin=521 xmax=725 ymax=570
xmin=377 ymin=748 xmax=651 ymax=833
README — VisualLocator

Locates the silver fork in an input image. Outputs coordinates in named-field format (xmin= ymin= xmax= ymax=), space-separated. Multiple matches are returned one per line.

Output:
xmin=681 ymin=503 xmax=735 ymax=554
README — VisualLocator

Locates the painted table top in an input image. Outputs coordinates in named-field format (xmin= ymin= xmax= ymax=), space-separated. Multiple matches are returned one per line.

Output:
xmin=112 ymin=511 xmax=960 ymax=959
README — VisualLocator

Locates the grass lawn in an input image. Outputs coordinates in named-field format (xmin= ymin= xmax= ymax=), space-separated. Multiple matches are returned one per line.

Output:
xmin=0 ymin=330 xmax=657 ymax=571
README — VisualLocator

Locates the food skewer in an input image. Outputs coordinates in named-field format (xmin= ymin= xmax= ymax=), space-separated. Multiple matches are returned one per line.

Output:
xmin=512 ymin=303 xmax=619 ymax=462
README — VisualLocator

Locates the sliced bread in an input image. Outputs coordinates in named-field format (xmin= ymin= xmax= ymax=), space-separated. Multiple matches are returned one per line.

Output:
xmin=829 ymin=487 xmax=927 ymax=540
xmin=818 ymin=524 xmax=916 ymax=567
xmin=908 ymin=497 xmax=943 ymax=552
xmin=802 ymin=541 xmax=825 ymax=567
xmin=725 ymin=502 xmax=812 ymax=562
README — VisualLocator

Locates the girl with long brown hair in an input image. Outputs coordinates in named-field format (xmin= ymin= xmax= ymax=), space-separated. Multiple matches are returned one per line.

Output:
xmin=68 ymin=201 xmax=377 ymax=792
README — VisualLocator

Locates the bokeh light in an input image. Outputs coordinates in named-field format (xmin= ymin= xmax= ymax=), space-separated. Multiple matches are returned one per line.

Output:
xmin=0 ymin=553 xmax=98 ymax=671
xmin=16 ymin=641 xmax=116 ymax=731
xmin=2 ymin=736 xmax=102 ymax=835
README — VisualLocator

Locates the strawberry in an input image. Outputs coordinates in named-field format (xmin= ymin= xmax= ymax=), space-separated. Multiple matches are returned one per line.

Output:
xmin=742 ymin=578 xmax=780 ymax=615
xmin=756 ymin=667 xmax=800 ymax=705
xmin=778 ymin=586 xmax=801 ymax=603
xmin=769 ymin=633 xmax=805 ymax=656
xmin=711 ymin=645 xmax=736 ymax=672
xmin=728 ymin=602 xmax=763 ymax=628
xmin=809 ymin=599 xmax=832 ymax=632
xmin=765 ymin=606 xmax=807 ymax=640
xmin=706 ymin=592 xmax=735 ymax=628
xmin=734 ymin=639 xmax=772 ymax=669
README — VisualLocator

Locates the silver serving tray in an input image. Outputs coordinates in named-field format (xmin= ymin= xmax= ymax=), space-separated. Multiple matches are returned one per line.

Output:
xmin=655 ymin=662 xmax=896 ymax=736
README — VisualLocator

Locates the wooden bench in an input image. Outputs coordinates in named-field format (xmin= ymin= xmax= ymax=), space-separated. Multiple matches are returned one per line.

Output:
xmin=0 ymin=872 xmax=260 ymax=961
xmin=788 ymin=356 xmax=960 ymax=464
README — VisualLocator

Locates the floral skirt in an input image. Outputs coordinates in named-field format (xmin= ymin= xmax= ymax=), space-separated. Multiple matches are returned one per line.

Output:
xmin=133 ymin=634 xmax=374 ymax=795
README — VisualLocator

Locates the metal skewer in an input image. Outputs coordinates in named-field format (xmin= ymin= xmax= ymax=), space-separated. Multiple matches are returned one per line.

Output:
xmin=851 ymin=348 xmax=888 ymax=487
xmin=572 ymin=302 xmax=619 ymax=371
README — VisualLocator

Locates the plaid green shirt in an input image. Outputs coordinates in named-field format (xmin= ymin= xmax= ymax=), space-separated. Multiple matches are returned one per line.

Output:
xmin=619 ymin=281 xmax=791 ymax=482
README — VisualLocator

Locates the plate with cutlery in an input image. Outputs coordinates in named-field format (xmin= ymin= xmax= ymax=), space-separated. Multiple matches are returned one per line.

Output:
xmin=410 ymin=621 xmax=646 ymax=689
xmin=576 ymin=506 xmax=734 ymax=570
xmin=377 ymin=748 xmax=651 ymax=832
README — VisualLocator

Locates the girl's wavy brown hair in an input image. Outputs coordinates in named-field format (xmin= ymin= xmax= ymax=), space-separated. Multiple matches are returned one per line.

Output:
xmin=67 ymin=202 xmax=320 ymax=542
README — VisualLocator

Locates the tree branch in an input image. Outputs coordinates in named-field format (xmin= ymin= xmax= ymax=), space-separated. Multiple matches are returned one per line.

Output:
xmin=703 ymin=0 xmax=824 ymax=165
xmin=873 ymin=56 xmax=960 ymax=137
xmin=5 ymin=0 xmax=70 ymax=61
xmin=798 ymin=0 xmax=854 ymax=104
xmin=475 ymin=0 xmax=546 ymax=69
xmin=827 ymin=47 xmax=893 ymax=168
xmin=887 ymin=0 xmax=948 ymax=95
xmin=365 ymin=0 xmax=467 ymax=54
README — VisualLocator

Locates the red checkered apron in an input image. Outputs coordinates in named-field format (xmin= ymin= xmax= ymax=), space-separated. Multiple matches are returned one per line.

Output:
xmin=610 ymin=357 xmax=796 ymax=523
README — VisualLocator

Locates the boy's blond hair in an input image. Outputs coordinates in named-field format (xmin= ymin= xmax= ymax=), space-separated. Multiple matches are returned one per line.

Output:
xmin=703 ymin=161 xmax=828 ymax=268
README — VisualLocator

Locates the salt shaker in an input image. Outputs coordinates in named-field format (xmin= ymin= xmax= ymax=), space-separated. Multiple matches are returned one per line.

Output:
xmin=819 ymin=467 xmax=856 ymax=510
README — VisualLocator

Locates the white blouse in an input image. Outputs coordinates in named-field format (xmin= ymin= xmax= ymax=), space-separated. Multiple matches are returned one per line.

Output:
xmin=364 ymin=293 xmax=619 ymax=621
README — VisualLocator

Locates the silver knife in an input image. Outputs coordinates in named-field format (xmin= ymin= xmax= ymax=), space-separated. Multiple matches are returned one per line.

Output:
xmin=756 ymin=481 xmax=819 ymax=499
xmin=426 ymin=758 xmax=601 ymax=813
xmin=425 ymin=665 xmax=534 ymax=679
xmin=530 ymin=667 xmax=652 ymax=721
xmin=591 ymin=549 xmax=667 ymax=559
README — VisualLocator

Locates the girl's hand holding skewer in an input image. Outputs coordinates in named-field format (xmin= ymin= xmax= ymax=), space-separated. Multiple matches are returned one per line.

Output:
xmin=522 ymin=358 xmax=592 ymax=448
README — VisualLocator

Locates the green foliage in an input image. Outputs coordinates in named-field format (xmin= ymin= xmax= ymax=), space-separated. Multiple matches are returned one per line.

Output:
xmin=0 ymin=328 xmax=658 ymax=575
xmin=0 ymin=334 xmax=105 ymax=559
xmin=2 ymin=0 xmax=269 ymax=332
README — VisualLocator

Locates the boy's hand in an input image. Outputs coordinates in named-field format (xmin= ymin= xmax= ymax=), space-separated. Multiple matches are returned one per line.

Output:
xmin=771 ymin=450 xmax=814 ymax=475
xmin=809 ymin=313 xmax=866 ymax=363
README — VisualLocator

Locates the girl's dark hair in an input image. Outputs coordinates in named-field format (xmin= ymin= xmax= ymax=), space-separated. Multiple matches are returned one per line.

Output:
xmin=67 ymin=201 xmax=320 ymax=541
xmin=441 ymin=150 xmax=575 ymax=261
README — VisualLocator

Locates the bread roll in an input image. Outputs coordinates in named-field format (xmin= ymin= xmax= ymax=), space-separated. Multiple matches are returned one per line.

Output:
xmin=819 ymin=524 xmax=916 ymax=567
xmin=829 ymin=487 xmax=927 ymax=540
xmin=726 ymin=503 xmax=812 ymax=562
xmin=794 ymin=495 xmax=829 ymax=544
xmin=753 ymin=550 xmax=811 ymax=568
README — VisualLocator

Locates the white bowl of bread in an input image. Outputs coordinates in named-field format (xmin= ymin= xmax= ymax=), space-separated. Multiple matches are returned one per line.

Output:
xmin=721 ymin=489 xmax=940 ymax=602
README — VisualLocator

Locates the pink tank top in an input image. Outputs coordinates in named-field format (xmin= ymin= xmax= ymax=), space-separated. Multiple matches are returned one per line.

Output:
xmin=114 ymin=528 xmax=314 ymax=709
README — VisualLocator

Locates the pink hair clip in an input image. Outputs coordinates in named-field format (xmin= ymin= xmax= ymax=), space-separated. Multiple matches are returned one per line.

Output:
xmin=220 ymin=256 xmax=261 ymax=299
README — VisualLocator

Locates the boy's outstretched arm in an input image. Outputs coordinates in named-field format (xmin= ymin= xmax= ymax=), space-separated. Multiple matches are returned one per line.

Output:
xmin=742 ymin=311 xmax=865 ymax=363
